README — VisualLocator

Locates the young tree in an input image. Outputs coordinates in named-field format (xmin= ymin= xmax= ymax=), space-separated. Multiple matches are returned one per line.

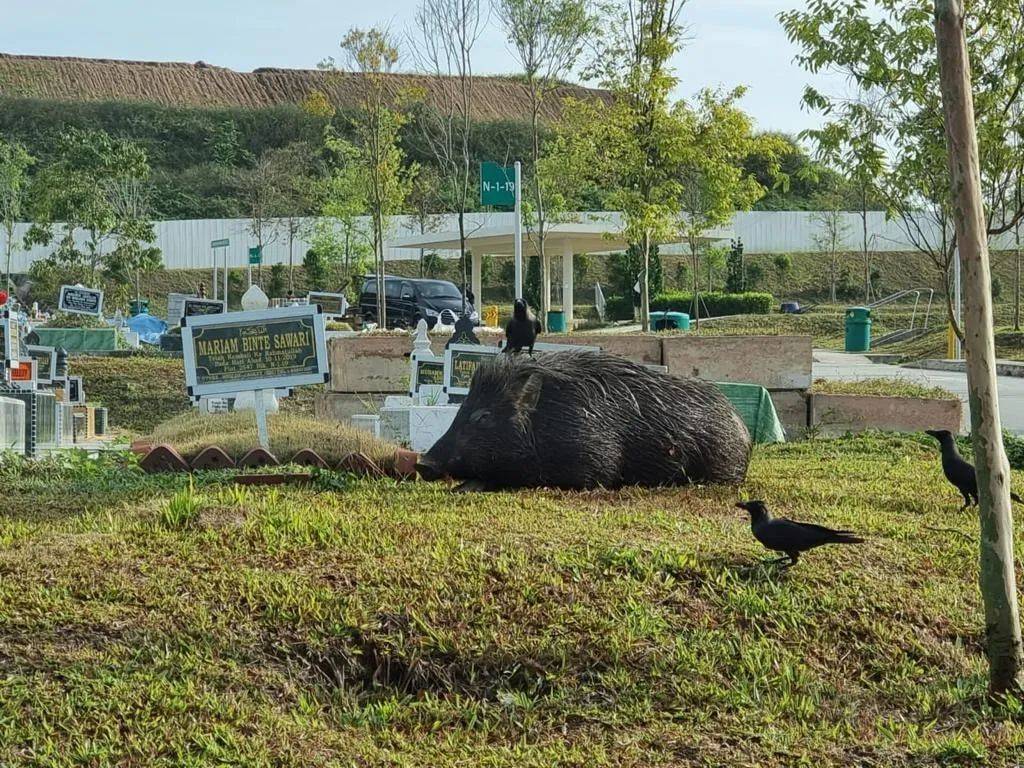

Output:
xmin=494 ymin=0 xmax=595 ymax=327
xmin=934 ymin=0 xmax=1023 ymax=697
xmin=0 ymin=140 xmax=33 ymax=293
xmin=412 ymin=0 xmax=487 ymax=315
xmin=233 ymin=150 xmax=291 ymax=288
xmin=781 ymin=0 xmax=1024 ymax=340
xmin=812 ymin=197 xmax=849 ymax=304
xmin=676 ymin=88 xmax=777 ymax=326
xmin=29 ymin=129 xmax=149 ymax=285
xmin=334 ymin=27 xmax=417 ymax=327
xmin=102 ymin=149 xmax=161 ymax=306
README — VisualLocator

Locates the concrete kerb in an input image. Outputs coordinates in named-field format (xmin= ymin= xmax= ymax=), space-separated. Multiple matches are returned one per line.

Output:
xmin=904 ymin=358 xmax=1024 ymax=378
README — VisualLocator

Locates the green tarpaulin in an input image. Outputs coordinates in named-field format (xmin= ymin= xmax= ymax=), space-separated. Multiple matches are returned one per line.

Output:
xmin=31 ymin=328 xmax=119 ymax=354
xmin=715 ymin=382 xmax=786 ymax=444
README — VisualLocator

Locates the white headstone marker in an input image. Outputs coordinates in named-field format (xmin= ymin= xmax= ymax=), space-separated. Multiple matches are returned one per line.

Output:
xmin=241 ymin=284 xmax=270 ymax=312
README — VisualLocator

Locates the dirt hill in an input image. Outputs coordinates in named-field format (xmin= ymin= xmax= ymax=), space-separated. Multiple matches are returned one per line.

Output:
xmin=0 ymin=52 xmax=610 ymax=120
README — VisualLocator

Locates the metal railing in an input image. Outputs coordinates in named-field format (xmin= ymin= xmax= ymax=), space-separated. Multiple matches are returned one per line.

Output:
xmin=869 ymin=288 xmax=935 ymax=345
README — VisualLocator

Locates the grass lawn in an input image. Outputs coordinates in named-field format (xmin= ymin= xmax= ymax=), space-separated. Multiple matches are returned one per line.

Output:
xmin=2 ymin=434 xmax=1024 ymax=765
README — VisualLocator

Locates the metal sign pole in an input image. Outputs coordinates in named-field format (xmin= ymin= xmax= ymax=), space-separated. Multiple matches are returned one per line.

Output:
xmin=954 ymin=245 xmax=962 ymax=360
xmin=224 ymin=248 xmax=229 ymax=311
xmin=514 ymin=161 xmax=523 ymax=301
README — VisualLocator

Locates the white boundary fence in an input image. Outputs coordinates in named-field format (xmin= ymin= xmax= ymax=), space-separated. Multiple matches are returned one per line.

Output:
xmin=2 ymin=211 xmax=1020 ymax=273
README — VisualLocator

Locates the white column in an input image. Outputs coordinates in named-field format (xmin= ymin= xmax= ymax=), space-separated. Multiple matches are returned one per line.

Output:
xmin=471 ymin=250 xmax=483 ymax=313
xmin=562 ymin=244 xmax=574 ymax=331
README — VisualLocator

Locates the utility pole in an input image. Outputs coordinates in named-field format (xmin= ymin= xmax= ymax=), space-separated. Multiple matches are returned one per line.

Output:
xmin=934 ymin=0 xmax=1024 ymax=696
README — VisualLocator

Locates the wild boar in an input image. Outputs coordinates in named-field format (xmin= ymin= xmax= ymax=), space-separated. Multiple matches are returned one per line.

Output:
xmin=416 ymin=350 xmax=751 ymax=490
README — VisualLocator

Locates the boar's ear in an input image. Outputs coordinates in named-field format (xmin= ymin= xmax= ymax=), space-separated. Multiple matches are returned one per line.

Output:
xmin=510 ymin=372 xmax=543 ymax=425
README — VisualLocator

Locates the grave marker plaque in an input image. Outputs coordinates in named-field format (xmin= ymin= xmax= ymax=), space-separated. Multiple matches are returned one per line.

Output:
xmin=26 ymin=345 xmax=56 ymax=384
xmin=58 ymin=285 xmax=104 ymax=317
xmin=181 ymin=304 xmax=328 ymax=398
xmin=183 ymin=297 xmax=226 ymax=317
xmin=443 ymin=344 xmax=501 ymax=396
xmin=307 ymin=291 xmax=349 ymax=317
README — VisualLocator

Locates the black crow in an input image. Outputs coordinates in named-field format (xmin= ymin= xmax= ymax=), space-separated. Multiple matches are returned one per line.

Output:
xmin=925 ymin=429 xmax=1022 ymax=510
xmin=504 ymin=298 xmax=542 ymax=355
xmin=736 ymin=500 xmax=864 ymax=567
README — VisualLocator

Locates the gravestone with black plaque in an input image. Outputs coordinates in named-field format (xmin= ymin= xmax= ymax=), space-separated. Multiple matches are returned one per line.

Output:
xmin=27 ymin=345 xmax=56 ymax=384
xmin=58 ymin=285 xmax=104 ymax=317
xmin=181 ymin=304 xmax=328 ymax=448
xmin=447 ymin=313 xmax=481 ymax=347
xmin=183 ymin=297 xmax=225 ymax=317
xmin=442 ymin=343 xmax=501 ymax=398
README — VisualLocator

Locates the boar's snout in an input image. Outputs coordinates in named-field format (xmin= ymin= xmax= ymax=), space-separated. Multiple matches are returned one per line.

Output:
xmin=415 ymin=455 xmax=445 ymax=481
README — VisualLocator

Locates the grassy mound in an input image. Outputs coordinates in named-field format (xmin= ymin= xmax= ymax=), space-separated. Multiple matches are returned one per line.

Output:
xmin=74 ymin=355 xmax=322 ymax=435
xmin=1 ymin=434 xmax=1023 ymax=764
xmin=147 ymin=410 xmax=396 ymax=465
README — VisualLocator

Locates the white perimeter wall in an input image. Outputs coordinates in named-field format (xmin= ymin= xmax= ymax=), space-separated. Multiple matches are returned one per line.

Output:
xmin=2 ymin=211 xmax=1020 ymax=273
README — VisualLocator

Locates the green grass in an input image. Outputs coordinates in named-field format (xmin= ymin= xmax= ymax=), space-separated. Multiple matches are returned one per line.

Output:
xmin=812 ymin=377 xmax=959 ymax=400
xmin=1 ymin=434 xmax=1024 ymax=765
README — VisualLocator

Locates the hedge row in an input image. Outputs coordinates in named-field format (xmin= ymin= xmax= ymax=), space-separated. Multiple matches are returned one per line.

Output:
xmin=604 ymin=291 xmax=774 ymax=321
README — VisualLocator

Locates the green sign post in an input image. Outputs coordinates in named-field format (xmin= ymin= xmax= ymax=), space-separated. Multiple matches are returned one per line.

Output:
xmin=248 ymin=246 xmax=262 ymax=265
xmin=480 ymin=161 xmax=524 ymax=300
xmin=480 ymin=162 xmax=516 ymax=207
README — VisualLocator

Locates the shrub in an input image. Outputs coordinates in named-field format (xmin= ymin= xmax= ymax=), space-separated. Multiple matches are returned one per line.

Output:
xmin=650 ymin=291 xmax=773 ymax=317
xmin=604 ymin=295 xmax=634 ymax=321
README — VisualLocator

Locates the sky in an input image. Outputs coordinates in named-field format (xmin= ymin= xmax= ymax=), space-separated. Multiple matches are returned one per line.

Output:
xmin=1 ymin=0 xmax=847 ymax=137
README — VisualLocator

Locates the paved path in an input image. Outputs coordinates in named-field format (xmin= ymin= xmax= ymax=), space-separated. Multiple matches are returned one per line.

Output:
xmin=813 ymin=349 xmax=1024 ymax=434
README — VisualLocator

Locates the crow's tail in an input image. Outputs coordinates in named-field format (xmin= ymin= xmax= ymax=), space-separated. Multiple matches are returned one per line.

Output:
xmin=830 ymin=532 xmax=865 ymax=545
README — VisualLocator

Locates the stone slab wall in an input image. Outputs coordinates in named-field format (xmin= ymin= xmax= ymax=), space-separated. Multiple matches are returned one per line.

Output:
xmin=661 ymin=335 xmax=813 ymax=390
xmin=810 ymin=393 xmax=962 ymax=436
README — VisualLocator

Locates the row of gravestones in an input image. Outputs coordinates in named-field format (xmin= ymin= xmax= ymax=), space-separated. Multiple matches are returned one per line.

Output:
xmin=407 ymin=318 xmax=600 ymax=405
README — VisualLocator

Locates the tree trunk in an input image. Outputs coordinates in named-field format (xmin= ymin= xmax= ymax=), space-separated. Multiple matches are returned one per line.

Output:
xmin=4 ymin=234 xmax=12 ymax=293
xmin=862 ymin=204 xmax=871 ymax=302
xmin=288 ymin=223 xmax=295 ymax=294
xmin=935 ymin=0 xmax=1024 ymax=697
xmin=1015 ymin=227 xmax=1021 ymax=332
xmin=691 ymin=240 xmax=700 ymax=331
xmin=458 ymin=210 xmax=467 ymax=315
xmin=640 ymin=231 xmax=651 ymax=333
xmin=375 ymin=213 xmax=386 ymax=328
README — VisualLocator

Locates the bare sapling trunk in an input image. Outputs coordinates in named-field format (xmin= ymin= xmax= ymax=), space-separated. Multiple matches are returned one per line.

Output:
xmin=1015 ymin=226 xmax=1021 ymax=331
xmin=640 ymin=231 xmax=651 ymax=333
xmin=935 ymin=0 xmax=1024 ymax=696
xmin=690 ymin=238 xmax=700 ymax=331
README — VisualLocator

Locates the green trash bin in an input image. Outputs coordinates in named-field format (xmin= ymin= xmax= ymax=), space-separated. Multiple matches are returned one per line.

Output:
xmin=547 ymin=310 xmax=567 ymax=333
xmin=845 ymin=306 xmax=872 ymax=352
xmin=129 ymin=299 xmax=149 ymax=316
xmin=650 ymin=311 xmax=691 ymax=331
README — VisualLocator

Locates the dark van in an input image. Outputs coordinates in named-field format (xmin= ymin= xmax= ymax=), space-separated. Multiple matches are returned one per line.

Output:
xmin=358 ymin=276 xmax=477 ymax=329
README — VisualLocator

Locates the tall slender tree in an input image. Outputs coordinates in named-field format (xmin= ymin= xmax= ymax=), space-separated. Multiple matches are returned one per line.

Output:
xmin=494 ymin=0 xmax=594 ymax=327
xmin=934 ymin=0 xmax=1023 ymax=697
xmin=0 ymin=140 xmax=33 ymax=293
xmin=412 ymin=0 xmax=487 ymax=314
xmin=337 ymin=27 xmax=417 ymax=327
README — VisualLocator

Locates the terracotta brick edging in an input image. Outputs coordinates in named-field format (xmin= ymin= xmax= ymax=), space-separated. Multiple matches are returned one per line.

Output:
xmin=137 ymin=444 xmax=420 ymax=481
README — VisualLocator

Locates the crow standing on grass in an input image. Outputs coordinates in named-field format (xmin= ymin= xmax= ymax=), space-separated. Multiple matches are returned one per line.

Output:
xmin=925 ymin=429 xmax=1022 ymax=510
xmin=504 ymin=298 xmax=542 ymax=355
xmin=736 ymin=500 xmax=864 ymax=567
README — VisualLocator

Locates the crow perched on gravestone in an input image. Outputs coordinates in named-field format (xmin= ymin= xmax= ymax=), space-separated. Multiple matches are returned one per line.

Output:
xmin=504 ymin=298 xmax=542 ymax=355
xmin=736 ymin=500 xmax=864 ymax=567
xmin=925 ymin=429 xmax=1022 ymax=510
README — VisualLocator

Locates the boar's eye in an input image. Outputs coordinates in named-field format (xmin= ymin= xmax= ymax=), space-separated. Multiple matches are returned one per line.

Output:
xmin=469 ymin=408 xmax=494 ymax=426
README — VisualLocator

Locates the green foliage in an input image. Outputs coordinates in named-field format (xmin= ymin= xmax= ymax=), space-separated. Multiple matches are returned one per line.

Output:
xmin=268 ymin=264 xmax=287 ymax=298
xmin=812 ymin=377 xmax=957 ymax=401
xmin=303 ymin=248 xmax=330 ymax=292
xmin=604 ymin=294 xmax=634 ymax=321
xmin=725 ymin=239 xmax=745 ymax=293
xmin=0 ymin=138 xmax=34 ymax=287
xmin=651 ymin=291 xmax=774 ymax=317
